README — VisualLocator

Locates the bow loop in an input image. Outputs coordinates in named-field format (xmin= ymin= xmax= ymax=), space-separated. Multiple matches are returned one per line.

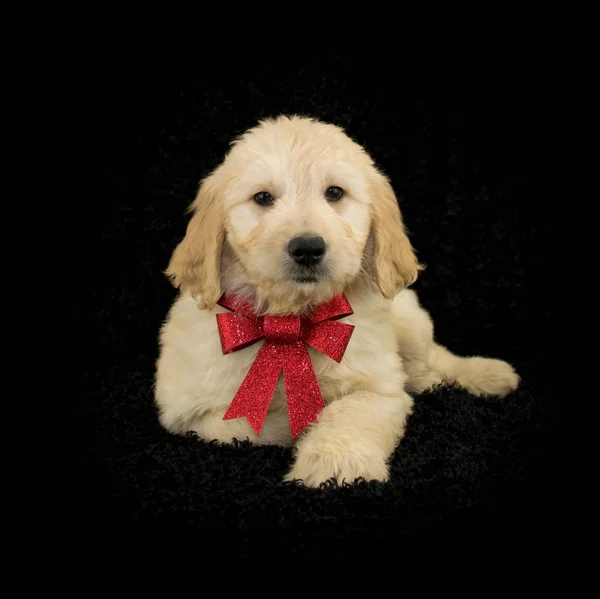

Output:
xmin=216 ymin=312 xmax=263 ymax=354
xmin=303 ymin=320 xmax=355 ymax=363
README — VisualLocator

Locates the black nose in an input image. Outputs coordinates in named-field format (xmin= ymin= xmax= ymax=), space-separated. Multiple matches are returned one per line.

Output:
xmin=287 ymin=235 xmax=326 ymax=267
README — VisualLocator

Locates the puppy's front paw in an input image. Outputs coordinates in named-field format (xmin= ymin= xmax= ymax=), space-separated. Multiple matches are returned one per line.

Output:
xmin=284 ymin=440 xmax=390 ymax=488
xmin=457 ymin=357 xmax=520 ymax=398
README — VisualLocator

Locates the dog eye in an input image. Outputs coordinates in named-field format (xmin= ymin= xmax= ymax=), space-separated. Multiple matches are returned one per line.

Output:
xmin=254 ymin=191 xmax=275 ymax=206
xmin=325 ymin=186 xmax=344 ymax=201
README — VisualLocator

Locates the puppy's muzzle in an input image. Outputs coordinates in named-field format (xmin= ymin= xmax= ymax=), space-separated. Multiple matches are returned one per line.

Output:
xmin=287 ymin=235 xmax=326 ymax=268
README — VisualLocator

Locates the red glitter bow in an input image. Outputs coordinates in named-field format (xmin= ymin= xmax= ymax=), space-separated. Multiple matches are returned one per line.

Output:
xmin=216 ymin=294 xmax=355 ymax=438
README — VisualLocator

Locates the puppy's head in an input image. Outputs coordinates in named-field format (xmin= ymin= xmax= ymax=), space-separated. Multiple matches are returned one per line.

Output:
xmin=167 ymin=116 xmax=422 ymax=313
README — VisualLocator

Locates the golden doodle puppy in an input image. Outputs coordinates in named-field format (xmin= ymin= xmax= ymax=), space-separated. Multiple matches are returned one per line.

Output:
xmin=155 ymin=115 xmax=520 ymax=487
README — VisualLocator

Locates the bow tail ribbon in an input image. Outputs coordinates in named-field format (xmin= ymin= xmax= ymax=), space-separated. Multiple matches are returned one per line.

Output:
xmin=282 ymin=342 xmax=326 ymax=438
xmin=223 ymin=341 xmax=326 ymax=438
xmin=222 ymin=342 xmax=283 ymax=435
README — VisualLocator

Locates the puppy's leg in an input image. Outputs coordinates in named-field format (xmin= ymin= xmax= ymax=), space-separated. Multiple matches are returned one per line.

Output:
xmin=284 ymin=390 xmax=413 ymax=487
xmin=392 ymin=289 xmax=520 ymax=397
xmin=160 ymin=405 xmax=294 ymax=447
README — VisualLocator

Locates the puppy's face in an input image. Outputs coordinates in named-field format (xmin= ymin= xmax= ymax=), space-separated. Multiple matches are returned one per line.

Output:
xmin=167 ymin=116 xmax=421 ymax=314
xmin=222 ymin=120 xmax=373 ymax=310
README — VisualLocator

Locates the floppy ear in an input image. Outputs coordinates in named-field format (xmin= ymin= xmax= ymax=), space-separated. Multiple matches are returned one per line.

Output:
xmin=165 ymin=174 xmax=225 ymax=309
xmin=370 ymin=170 xmax=423 ymax=299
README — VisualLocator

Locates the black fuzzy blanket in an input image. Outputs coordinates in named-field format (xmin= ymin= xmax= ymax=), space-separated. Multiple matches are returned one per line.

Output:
xmin=77 ymin=57 xmax=557 ymax=558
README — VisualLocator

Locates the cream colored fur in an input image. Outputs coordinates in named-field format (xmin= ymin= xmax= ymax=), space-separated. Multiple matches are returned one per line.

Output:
xmin=155 ymin=115 xmax=520 ymax=488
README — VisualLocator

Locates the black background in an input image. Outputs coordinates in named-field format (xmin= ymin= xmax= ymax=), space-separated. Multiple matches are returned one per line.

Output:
xmin=77 ymin=52 xmax=558 ymax=560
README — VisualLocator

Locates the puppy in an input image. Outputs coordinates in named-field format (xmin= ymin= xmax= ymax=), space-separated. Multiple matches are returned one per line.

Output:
xmin=155 ymin=115 xmax=520 ymax=487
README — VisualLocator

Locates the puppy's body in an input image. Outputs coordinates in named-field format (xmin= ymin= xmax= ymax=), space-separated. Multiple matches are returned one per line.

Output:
xmin=155 ymin=115 xmax=519 ymax=487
